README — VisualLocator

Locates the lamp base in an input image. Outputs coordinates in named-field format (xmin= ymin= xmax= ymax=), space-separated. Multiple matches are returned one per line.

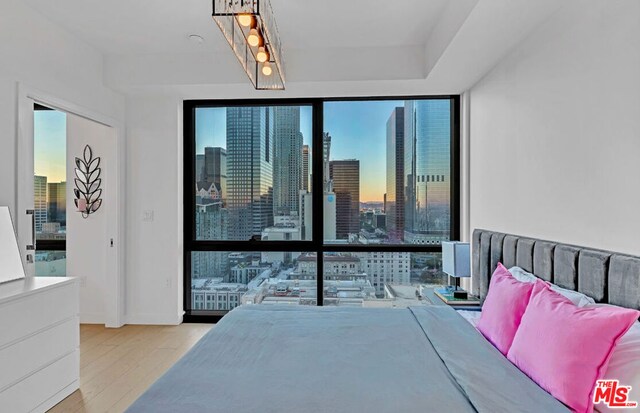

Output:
xmin=447 ymin=275 xmax=463 ymax=292
xmin=453 ymin=290 xmax=468 ymax=300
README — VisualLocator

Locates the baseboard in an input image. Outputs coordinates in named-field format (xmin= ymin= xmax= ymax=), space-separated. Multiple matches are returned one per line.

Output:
xmin=32 ymin=379 xmax=79 ymax=413
xmin=79 ymin=312 xmax=106 ymax=324
xmin=125 ymin=312 xmax=183 ymax=325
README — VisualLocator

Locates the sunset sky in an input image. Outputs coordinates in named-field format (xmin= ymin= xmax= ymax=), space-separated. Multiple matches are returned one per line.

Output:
xmin=36 ymin=101 xmax=405 ymax=202
xmin=196 ymin=100 xmax=402 ymax=202
xmin=34 ymin=110 xmax=67 ymax=183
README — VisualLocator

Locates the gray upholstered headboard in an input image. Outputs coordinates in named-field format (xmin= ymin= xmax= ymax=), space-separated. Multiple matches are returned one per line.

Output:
xmin=472 ymin=229 xmax=640 ymax=310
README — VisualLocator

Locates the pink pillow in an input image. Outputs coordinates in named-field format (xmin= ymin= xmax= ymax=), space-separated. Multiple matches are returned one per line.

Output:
xmin=477 ymin=263 xmax=535 ymax=355
xmin=507 ymin=281 xmax=640 ymax=413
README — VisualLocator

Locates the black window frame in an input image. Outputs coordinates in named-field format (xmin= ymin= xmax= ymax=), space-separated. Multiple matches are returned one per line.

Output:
xmin=183 ymin=95 xmax=461 ymax=323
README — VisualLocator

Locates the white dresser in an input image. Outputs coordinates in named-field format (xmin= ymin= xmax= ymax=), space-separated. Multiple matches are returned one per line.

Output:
xmin=0 ymin=277 xmax=79 ymax=413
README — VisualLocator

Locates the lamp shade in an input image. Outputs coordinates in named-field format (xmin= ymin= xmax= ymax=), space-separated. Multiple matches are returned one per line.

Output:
xmin=442 ymin=241 xmax=471 ymax=278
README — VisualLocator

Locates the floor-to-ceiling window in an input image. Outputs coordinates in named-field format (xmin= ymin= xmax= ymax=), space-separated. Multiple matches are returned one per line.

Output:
xmin=184 ymin=96 xmax=459 ymax=320
xmin=34 ymin=104 xmax=67 ymax=276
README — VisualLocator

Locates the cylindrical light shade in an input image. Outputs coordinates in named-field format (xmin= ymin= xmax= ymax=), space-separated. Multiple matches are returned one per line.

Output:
xmin=262 ymin=62 xmax=272 ymax=76
xmin=442 ymin=241 xmax=471 ymax=277
xmin=247 ymin=28 xmax=261 ymax=47
xmin=256 ymin=46 xmax=269 ymax=63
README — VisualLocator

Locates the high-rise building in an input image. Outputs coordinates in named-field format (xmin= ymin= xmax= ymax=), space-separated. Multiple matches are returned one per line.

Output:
xmin=273 ymin=107 xmax=303 ymax=217
xmin=324 ymin=193 xmax=337 ymax=241
xmin=34 ymin=175 xmax=47 ymax=232
xmin=203 ymin=147 xmax=227 ymax=198
xmin=226 ymin=107 xmax=273 ymax=240
xmin=404 ymin=100 xmax=451 ymax=244
xmin=386 ymin=107 xmax=404 ymax=241
xmin=47 ymin=181 xmax=66 ymax=227
xmin=321 ymin=132 xmax=337 ymax=241
xmin=195 ymin=154 xmax=205 ymax=182
xmin=299 ymin=190 xmax=312 ymax=241
xmin=302 ymin=144 xmax=310 ymax=192
xmin=329 ymin=160 xmax=360 ymax=239
xmin=323 ymin=133 xmax=332 ymax=191
xmin=193 ymin=188 xmax=229 ymax=279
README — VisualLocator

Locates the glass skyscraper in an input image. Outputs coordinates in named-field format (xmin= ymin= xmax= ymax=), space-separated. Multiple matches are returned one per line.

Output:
xmin=329 ymin=160 xmax=360 ymax=239
xmin=386 ymin=107 xmax=405 ymax=241
xmin=226 ymin=107 xmax=273 ymax=240
xmin=47 ymin=181 xmax=66 ymax=227
xmin=302 ymin=144 xmax=310 ymax=192
xmin=34 ymin=175 xmax=48 ymax=232
xmin=404 ymin=100 xmax=451 ymax=244
xmin=203 ymin=147 xmax=227 ymax=199
xmin=272 ymin=106 xmax=303 ymax=217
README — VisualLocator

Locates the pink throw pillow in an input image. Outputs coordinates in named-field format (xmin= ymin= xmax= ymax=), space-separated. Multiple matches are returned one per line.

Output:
xmin=507 ymin=281 xmax=640 ymax=413
xmin=477 ymin=263 xmax=535 ymax=355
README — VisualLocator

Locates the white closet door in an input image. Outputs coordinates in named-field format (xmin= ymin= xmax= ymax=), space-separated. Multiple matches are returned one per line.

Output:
xmin=66 ymin=113 xmax=116 ymax=324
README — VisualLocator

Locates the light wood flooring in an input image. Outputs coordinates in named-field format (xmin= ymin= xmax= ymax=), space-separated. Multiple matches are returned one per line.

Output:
xmin=48 ymin=323 xmax=213 ymax=413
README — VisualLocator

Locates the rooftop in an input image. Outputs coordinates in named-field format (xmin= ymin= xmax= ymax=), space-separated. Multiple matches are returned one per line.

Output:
xmin=192 ymin=278 xmax=248 ymax=293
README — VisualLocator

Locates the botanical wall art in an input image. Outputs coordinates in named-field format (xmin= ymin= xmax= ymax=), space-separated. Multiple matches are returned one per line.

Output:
xmin=74 ymin=145 xmax=102 ymax=218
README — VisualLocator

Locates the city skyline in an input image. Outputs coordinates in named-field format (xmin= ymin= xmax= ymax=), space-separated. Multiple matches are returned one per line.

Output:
xmin=196 ymin=101 xmax=405 ymax=202
xmin=191 ymin=98 xmax=453 ymax=309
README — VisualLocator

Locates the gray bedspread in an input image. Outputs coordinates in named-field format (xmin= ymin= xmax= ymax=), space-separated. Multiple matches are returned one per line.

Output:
xmin=126 ymin=305 xmax=568 ymax=413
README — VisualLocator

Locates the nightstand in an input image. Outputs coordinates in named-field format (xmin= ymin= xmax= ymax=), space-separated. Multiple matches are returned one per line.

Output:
xmin=423 ymin=287 xmax=482 ymax=310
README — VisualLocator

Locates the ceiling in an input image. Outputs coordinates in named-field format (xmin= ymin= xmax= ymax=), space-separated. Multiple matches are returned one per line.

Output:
xmin=24 ymin=0 xmax=449 ymax=55
xmin=23 ymin=0 xmax=564 ymax=93
xmin=24 ymin=0 xmax=228 ymax=54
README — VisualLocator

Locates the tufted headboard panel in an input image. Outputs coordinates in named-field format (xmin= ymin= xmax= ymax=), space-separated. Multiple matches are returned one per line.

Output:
xmin=472 ymin=229 xmax=640 ymax=310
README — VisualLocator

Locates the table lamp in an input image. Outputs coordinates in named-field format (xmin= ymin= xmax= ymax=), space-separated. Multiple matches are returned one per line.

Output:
xmin=442 ymin=241 xmax=470 ymax=299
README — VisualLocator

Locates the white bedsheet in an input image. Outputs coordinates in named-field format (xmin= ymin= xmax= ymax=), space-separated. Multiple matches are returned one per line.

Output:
xmin=457 ymin=309 xmax=481 ymax=328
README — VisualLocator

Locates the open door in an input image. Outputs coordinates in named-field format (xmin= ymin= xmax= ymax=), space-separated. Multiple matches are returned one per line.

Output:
xmin=66 ymin=113 xmax=118 ymax=324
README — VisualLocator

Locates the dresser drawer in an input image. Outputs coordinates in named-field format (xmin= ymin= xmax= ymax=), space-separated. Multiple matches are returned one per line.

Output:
xmin=0 ymin=282 xmax=78 ymax=348
xmin=0 ymin=349 xmax=79 ymax=413
xmin=0 ymin=316 xmax=78 ymax=391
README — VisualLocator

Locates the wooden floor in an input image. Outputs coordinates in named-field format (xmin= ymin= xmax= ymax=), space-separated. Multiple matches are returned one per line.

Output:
xmin=48 ymin=323 xmax=214 ymax=413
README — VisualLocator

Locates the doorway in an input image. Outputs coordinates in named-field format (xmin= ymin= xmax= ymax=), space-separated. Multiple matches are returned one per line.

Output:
xmin=17 ymin=85 xmax=124 ymax=327
xmin=33 ymin=104 xmax=67 ymax=277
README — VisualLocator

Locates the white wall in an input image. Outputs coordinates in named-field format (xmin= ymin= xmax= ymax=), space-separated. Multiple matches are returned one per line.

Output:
xmin=0 ymin=0 xmax=124 ymax=214
xmin=469 ymin=1 xmax=640 ymax=254
xmin=125 ymin=96 xmax=183 ymax=324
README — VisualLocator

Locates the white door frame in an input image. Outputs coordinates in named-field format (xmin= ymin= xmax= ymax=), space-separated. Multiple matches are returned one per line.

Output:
xmin=16 ymin=83 xmax=126 ymax=328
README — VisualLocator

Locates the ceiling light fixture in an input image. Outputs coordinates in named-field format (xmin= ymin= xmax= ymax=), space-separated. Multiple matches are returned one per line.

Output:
xmin=212 ymin=0 xmax=285 ymax=90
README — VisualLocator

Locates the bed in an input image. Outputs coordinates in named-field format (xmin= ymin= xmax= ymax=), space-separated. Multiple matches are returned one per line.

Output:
xmin=126 ymin=230 xmax=640 ymax=412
